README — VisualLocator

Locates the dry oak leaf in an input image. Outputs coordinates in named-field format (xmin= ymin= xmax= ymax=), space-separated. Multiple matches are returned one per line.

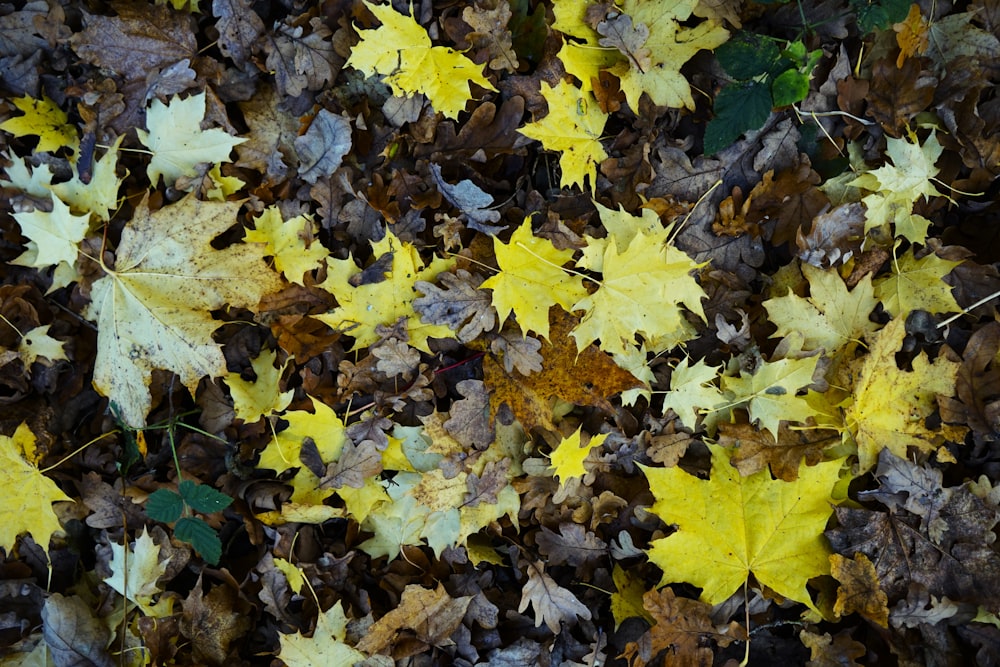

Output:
xmin=479 ymin=217 xmax=587 ymax=339
xmin=608 ymin=0 xmax=729 ymax=111
xmin=263 ymin=17 xmax=339 ymax=98
xmin=641 ymin=444 xmax=845 ymax=613
xmin=517 ymin=81 xmax=609 ymax=190
xmin=720 ymin=420 xmax=840 ymax=482
xmin=461 ymin=1 xmax=519 ymax=72
xmin=85 ymin=194 xmax=283 ymax=427
xmin=764 ymin=262 xmax=880 ymax=355
xmin=355 ymin=583 xmax=472 ymax=657
xmin=484 ymin=308 xmax=641 ymax=432
xmin=413 ymin=269 xmax=496 ymax=344
xmin=621 ymin=587 xmax=746 ymax=667
xmin=346 ymin=0 xmax=496 ymax=120
xmin=842 ymin=318 xmax=963 ymax=472
xmin=799 ymin=629 xmax=867 ymax=667
xmin=830 ymin=552 xmax=889 ymax=627
xmin=317 ymin=230 xmax=455 ymax=353
xmin=0 ymin=422 xmax=73 ymax=553
xmin=137 ymin=92 xmax=246 ymax=188
xmin=519 ymin=559 xmax=592 ymax=633
xmin=278 ymin=600 xmax=365 ymax=667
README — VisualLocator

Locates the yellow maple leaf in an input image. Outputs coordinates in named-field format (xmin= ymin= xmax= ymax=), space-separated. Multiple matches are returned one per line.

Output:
xmin=0 ymin=422 xmax=73 ymax=553
xmin=0 ymin=95 xmax=79 ymax=153
xmin=104 ymin=527 xmax=170 ymax=617
xmin=548 ymin=426 xmax=609 ymax=484
xmin=12 ymin=195 xmax=90 ymax=268
xmin=610 ymin=564 xmax=655 ymax=630
xmin=873 ymin=247 xmax=962 ymax=317
xmin=722 ymin=356 xmax=823 ymax=440
xmin=518 ymin=81 xmax=608 ymax=190
xmin=843 ymin=318 xmax=963 ymax=472
xmin=608 ymin=0 xmax=729 ymax=111
xmin=136 ymin=92 xmax=246 ymax=188
xmin=764 ymin=263 xmax=880 ymax=355
xmin=245 ymin=206 xmax=328 ymax=285
xmin=479 ymin=217 xmax=587 ymax=338
xmin=85 ymin=194 xmax=284 ymax=428
xmin=316 ymin=230 xmax=455 ymax=352
xmin=346 ymin=0 xmax=496 ymax=120
xmin=571 ymin=224 xmax=706 ymax=356
xmin=641 ymin=444 xmax=844 ymax=613
xmin=50 ymin=136 xmax=126 ymax=222
xmin=278 ymin=601 xmax=366 ymax=667
xmin=224 ymin=349 xmax=293 ymax=424
xmin=18 ymin=325 xmax=68 ymax=367
xmin=849 ymin=131 xmax=945 ymax=244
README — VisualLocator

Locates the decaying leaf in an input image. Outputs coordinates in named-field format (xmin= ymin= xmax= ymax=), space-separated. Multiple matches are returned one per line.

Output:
xmin=518 ymin=559 xmax=592 ymax=633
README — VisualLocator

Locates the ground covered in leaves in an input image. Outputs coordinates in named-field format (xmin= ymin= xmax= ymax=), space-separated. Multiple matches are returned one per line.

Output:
xmin=2 ymin=0 xmax=1000 ymax=664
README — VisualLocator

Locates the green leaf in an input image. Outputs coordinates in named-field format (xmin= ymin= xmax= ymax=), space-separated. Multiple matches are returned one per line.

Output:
xmin=716 ymin=33 xmax=780 ymax=80
xmin=704 ymin=81 xmax=772 ymax=155
xmin=146 ymin=489 xmax=184 ymax=523
xmin=771 ymin=69 xmax=810 ymax=107
xmin=175 ymin=516 xmax=223 ymax=565
xmin=178 ymin=479 xmax=233 ymax=514
xmin=852 ymin=0 xmax=910 ymax=33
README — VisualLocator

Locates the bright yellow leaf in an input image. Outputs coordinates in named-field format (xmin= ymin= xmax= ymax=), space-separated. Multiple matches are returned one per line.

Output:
xmin=85 ymin=194 xmax=283 ymax=427
xmin=224 ymin=348 xmax=293 ymax=424
xmin=245 ymin=207 xmax=328 ymax=285
xmin=479 ymin=217 xmax=587 ymax=338
xmin=571 ymin=224 xmax=706 ymax=356
xmin=0 ymin=95 xmax=79 ymax=153
xmin=843 ymin=318 xmax=962 ymax=472
xmin=136 ymin=92 xmax=246 ymax=188
xmin=641 ymin=444 xmax=844 ymax=612
xmin=610 ymin=564 xmax=655 ymax=630
xmin=346 ymin=0 xmax=496 ymax=120
xmin=518 ymin=81 xmax=608 ymax=190
xmin=873 ymin=247 xmax=962 ymax=317
xmin=548 ymin=427 xmax=609 ymax=484
xmin=316 ymin=230 xmax=455 ymax=352
xmin=609 ymin=0 xmax=729 ymax=111
xmin=0 ymin=422 xmax=73 ymax=553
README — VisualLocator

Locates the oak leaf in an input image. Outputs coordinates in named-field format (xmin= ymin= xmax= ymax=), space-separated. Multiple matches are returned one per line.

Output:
xmin=719 ymin=420 xmax=840 ymax=482
xmin=0 ymin=422 xmax=73 ymax=553
xmin=346 ymin=0 xmax=496 ymax=120
xmin=641 ymin=444 xmax=844 ymax=612
xmin=355 ymin=583 xmax=472 ymax=657
xmin=414 ymin=269 xmax=496 ymax=344
xmin=85 ymin=194 xmax=283 ymax=427
xmin=518 ymin=560 xmax=592 ymax=633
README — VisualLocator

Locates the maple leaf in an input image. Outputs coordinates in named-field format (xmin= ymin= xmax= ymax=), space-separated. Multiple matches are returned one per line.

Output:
xmin=18 ymin=324 xmax=68 ymax=368
xmin=873 ymin=247 xmax=962 ymax=317
xmin=517 ymin=81 xmax=608 ymax=190
xmin=0 ymin=422 xmax=73 ymax=553
xmin=721 ymin=355 xmax=823 ymax=440
xmin=50 ymin=136 xmax=126 ymax=222
xmin=608 ymin=0 xmax=729 ymax=111
xmin=842 ymin=318 xmax=963 ymax=472
xmin=346 ymin=0 xmax=496 ymax=120
xmin=764 ymin=263 xmax=880 ymax=354
xmin=0 ymin=94 xmax=79 ymax=153
xmin=661 ymin=357 xmax=726 ymax=432
xmin=278 ymin=600 xmax=366 ymax=667
xmin=85 ymin=195 xmax=283 ymax=428
xmin=104 ymin=528 xmax=170 ymax=617
xmin=548 ymin=427 xmax=609 ymax=485
xmin=479 ymin=218 xmax=587 ymax=338
xmin=12 ymin=195 xmax=89 ymax=268
xmin=830 ymin=552 xmax=889 ymax=627
xmin=572 ymin=224 xmax=707 ymax=356
xmin=610 ymin=565 xmax=655 ymax=630
xmin=317 ymin=230 xmax=455 ymax=353
xmin=518 ymin=560 xmax=592 ymax=633
xmin=224 ymin=348 xmax=293 ymax=424
xmin=244 ymin=206 xmax=328 ymax=285
xmin=137 ymin=92 xmax=246 ymax=188
xmin=849 ymin=131 xmax=945 ymax=244
xmin=641 ymin=444 xmax=845 ymax=612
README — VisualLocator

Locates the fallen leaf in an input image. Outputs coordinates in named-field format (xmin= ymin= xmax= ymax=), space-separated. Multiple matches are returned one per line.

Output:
xmin=518 ymin=559 xmax=592 ymax=633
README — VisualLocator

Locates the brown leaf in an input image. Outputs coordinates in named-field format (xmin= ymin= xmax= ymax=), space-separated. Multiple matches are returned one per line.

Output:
xmin=321 ymin=439 xmax=383 ymax=489
xmin=488 ymin=329 xmax=543 ymax=374
xmin=355 ymin=583 xmax=472 ymax=657
xmin=418 ymin=96 xmax=531 ymax=160
xmin=295 ymin=109 xmax=352 ymax=185
xmin=830 ymin=552 xmax=890 ymax=627
xmin=535 ymin=523 xmax=607 ymax=571
xmin=939 ymin=321 xmax=1000 ymax=440
xmin=414 ymin=270 xmax=497 ymax=343
xmin=212 ymin=0 xmax=264 ymax=67
xmin=445 ymin=379 xmax=494 ymax=449
xmin=484 ymin=308 xmax=641 ymax=432
xmin=719 ymin=420 xmax=839 ymax=482
xmin=464 ymin=458 xmax=510 ymax=507
xmin=596 ymin=13 xmax=651 ymax=71
xmin=796 ymin=203 xmax=866 ymax=268
xmin=263 ymin=17 xmax=339 ymax=98
xmin=799 ymin=629 xmax=867 ymax=667
xmin=865 ymin=57 xmax=937 ymax=135
xmin=179 ymin=579 xmax=251 ymax=666
xmin=462 ymin=0 xmax=519 ymax=73
xmin=622 ymin=587 xmax=746 ymax=667
xmin=517 ymin=560 xmax=592 ymax=633
xmin=41 ymin=593 xmax=114 ymax=667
